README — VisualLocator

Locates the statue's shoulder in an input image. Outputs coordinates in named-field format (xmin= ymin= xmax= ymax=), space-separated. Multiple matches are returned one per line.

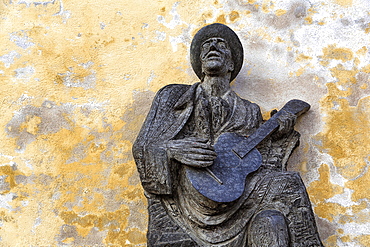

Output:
xmin=240 ymin=98 xmax=261 ymax=113
xmin=154 ymin=83 xmax=198 ymax=107
xmin=153 ymin=84 xmax=191 ymax=104
xmin=154 ymin=84 xmax=192 ymax=102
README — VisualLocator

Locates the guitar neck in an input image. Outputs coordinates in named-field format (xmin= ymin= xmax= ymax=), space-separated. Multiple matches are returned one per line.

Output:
xmin=232 ymin=99 xmax=310 ymax=158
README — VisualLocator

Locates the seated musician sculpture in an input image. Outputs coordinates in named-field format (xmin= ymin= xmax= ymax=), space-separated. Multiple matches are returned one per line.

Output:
xmin=133 ymin=23 xmax=323 ymax=246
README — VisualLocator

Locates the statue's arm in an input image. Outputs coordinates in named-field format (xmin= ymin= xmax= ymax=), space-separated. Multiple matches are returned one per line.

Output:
xmin=259 ymin=108 xmax=301 ymax=171
xmin=133 ymin=84 xmax=217 ymax=195
xmin=132 ymin=86 xmax=176 ymax=195
xmin=242 ymin=100 xmax=264 ymax=131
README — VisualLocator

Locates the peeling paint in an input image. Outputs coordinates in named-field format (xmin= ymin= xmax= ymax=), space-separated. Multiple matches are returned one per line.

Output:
xmin=0 ymin=193 xmax=18 ymax=210
xmin=157 ymin=2 xmax=184 ymax=29
xmin=0 ymin=51 xmax=21 ymax=68
xmin=14 ymin=66 xmax=35 ymax=80
xmin=10 ymin=31 xmax=35 ymax=49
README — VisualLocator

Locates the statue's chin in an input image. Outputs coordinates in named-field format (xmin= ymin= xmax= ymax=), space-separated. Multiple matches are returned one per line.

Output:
xmin=202 ymin=60 xmax=225 ymax=75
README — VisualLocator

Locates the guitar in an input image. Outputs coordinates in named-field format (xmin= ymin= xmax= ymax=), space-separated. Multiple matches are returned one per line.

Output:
xmin=185 ymin=99 xmax=310 ymax=203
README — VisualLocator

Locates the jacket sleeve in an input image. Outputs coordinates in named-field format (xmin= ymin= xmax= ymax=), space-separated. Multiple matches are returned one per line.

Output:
xmin=132 ymin=84 xmax=191 ymax=195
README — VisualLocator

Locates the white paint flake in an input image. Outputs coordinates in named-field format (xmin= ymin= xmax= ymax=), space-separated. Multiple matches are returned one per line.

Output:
xmin=0 ymin=51 xmax=21 ymax=68
xmin=342 ymin=221 xmax=370 ymax=236
xmin=15 ymin=0 xmax=56 ymax=7
xmin=157 ymin=2 xmax=184 ymax=29
xmin=61 ymin=70 xmax=96 ymax=89
xmin=155 ymin=31 xmax=166 ymax=41
xmin=169 ymin=35 xmax=183 ymax=52
xmin=326 ymin=188 xmax=355 ymax=207
xmin=14 ymin=66 xmax=35 ymax=80
xmin=0 ymin=193 xmax=17 ymax=211
xmin=146 ymin=70 xmax=156 ymax=86
xmin=25 ymin=160 xmax=34 ymax=170
xmin=53 ymin=0 xmax=71 ymax=23
xmin=10 ymin=31 xmax=35 ymax=49
xmin=59 ymin=62 xmax=96 ymax=89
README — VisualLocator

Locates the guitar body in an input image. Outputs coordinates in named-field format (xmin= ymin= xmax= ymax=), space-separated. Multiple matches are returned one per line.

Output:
xmin=185 ymin=132 xmax=262 ymax=203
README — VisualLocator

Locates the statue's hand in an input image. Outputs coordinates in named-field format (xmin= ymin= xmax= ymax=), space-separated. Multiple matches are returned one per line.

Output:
xmin=272 ymin=110 xmax=297 ymax=140
xmin=166 ymin=137 xmax=217 ymax=168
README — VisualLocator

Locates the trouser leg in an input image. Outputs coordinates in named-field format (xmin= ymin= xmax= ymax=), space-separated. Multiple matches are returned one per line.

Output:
xmin=248 ymin=210 xmax=290 ymax=247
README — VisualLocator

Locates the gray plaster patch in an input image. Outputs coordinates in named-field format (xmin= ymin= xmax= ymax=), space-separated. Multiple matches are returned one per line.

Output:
xmin=6 ymin=100 xmax=74 ymax=151
xmin=15 ymin=175 xmax=29 ymax=185
xmin=315 ymin=216 xmax=336 ymax=241
xmin=128 ymin=171 xmax=140 ymax=186
xmin=0 ymin=176 xmax=10 ymax=193
xmin=265 ymin=2 xmax=309 ymax=30
xmin=340 ymin=18 xmax=351 ymax=26
xmin=37 ymin=174 xmax=53 ymax=186
xmin=122 ymin=90 xmax=155 ymax=142
xmin=13 ymin=94 xmax=34 ymax=106
xmin=347 ymin=72 xmax=370 ymax=107
xmin=75 ymin=227 xmax=106 ymax=246
xmin=66 ymin=91 xmax=154 ymax=166
xmin=63 ymin=195 xmax=83 ymax=210
xmin=56 ymin=224 xmax=78 ymax=244
xmin=66 ymin=143 xmax=86 ymax=164
xmin=66 ymin=127 xmax=119 ymax=165
xmin=125 ymin=200 xmax=147 ymax=231
xmin=101 ymin=189 xmax=123 ymax=212
xmin=56 ymin=224 xmax=106 ymax=246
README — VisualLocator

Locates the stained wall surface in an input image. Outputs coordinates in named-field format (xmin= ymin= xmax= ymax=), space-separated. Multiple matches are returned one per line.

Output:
xmin=0 ymin=0 xmax=369 ymax=246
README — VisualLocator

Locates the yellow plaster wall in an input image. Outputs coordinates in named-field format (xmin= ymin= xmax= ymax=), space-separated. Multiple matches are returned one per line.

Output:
xmin=0 ymin=0 xmax=369 ymax=246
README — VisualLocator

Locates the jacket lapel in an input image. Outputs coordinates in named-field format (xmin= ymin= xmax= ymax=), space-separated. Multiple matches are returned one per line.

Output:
xmin=160 ymin=82 xmax=200 ymax=141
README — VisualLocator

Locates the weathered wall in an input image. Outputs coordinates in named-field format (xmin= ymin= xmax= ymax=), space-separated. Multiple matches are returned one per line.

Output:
xmin=0 ymin=0 xmax=369 ymax=246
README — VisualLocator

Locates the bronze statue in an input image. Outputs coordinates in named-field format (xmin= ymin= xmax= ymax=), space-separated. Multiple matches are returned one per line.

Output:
xmin=133 ymin=23 xmax=323 ymax=246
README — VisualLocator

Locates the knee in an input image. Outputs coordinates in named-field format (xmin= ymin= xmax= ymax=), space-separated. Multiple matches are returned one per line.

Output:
xmin=248 ymin=210 xmax=290 ymax=247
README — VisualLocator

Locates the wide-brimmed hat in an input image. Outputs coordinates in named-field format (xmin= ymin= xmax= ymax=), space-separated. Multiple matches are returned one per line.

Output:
xmin=190 ymin=23 xmax=244 ymax=82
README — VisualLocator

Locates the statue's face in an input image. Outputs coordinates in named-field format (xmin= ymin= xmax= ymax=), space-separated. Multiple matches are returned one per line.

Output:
xmin=200 ymin=37 xmax=234 ymax=77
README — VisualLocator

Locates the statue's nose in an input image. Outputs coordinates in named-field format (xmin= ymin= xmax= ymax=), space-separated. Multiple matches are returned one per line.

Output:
xmin=209 ymin=42 xmax=217 ymax=51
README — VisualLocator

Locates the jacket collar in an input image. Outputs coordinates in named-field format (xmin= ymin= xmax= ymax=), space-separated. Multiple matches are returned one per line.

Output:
xmin=174 ymin=82 xmax=200 ymax=110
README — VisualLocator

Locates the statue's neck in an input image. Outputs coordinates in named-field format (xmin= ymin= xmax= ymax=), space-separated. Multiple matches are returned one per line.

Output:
xmin=201 ymin=74 xmax=231 ymax=97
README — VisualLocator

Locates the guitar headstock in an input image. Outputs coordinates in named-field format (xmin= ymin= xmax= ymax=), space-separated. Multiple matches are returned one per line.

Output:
xmin=281 ymin=99 xmax=310 ymax=117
